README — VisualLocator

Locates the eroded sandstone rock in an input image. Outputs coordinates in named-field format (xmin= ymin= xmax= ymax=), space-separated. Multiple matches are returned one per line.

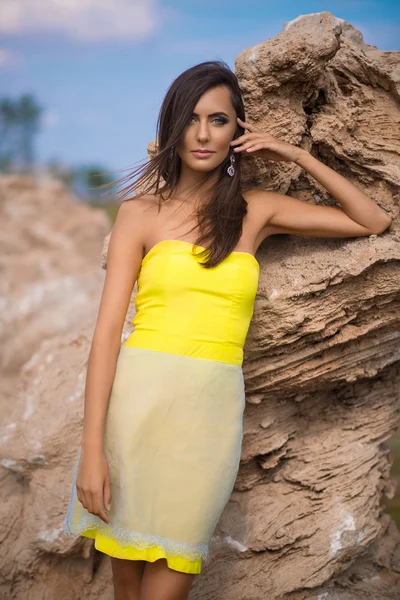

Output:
xmin=0 ymin=175 xmax=113 ymax=599
xmin=0 ymin=10 xmax=399 ymax=600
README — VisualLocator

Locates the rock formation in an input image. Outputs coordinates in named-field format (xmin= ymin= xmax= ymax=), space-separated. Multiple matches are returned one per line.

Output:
xmin=205 ymin=11 xmax=400 ymax=600
xmin=0 ymin=175 xmax=113 ymax=599
xmin=0 ymin=10 xmax=399 ymax=600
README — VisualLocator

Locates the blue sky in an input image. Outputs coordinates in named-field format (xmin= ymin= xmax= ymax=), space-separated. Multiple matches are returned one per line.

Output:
xmin=0 ymin=0 xmax=399 ymax=175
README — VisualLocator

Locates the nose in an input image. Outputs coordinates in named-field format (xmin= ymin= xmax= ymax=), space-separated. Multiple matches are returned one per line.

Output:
xmin=195 ymin=119 xmax=211 ymax=143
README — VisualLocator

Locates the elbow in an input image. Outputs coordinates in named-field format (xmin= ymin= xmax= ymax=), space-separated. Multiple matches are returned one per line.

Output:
xmin=370 ymin=214 xmax=394 ymax=235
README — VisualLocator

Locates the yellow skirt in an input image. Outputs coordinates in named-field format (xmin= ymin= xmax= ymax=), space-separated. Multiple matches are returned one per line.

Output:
xmin=64 ymin=346 xmax=245 ymax=574
xmin=82 ymin=529 xmax=202 ymax=574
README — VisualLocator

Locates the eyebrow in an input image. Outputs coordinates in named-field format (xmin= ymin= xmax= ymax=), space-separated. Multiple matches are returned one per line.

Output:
xmin=191 ymin=111 xmax=230 ymax=118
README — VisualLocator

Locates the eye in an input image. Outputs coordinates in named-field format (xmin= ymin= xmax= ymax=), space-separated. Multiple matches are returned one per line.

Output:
xmin=187 ymin=116 xmax=228 ymax=125
xmin=213 ymin=117 xmax=228 ymax=125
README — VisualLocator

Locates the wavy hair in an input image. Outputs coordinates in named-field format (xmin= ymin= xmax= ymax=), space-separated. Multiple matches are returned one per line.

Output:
xmin=104 ymin=60 xmax=248 ymax=268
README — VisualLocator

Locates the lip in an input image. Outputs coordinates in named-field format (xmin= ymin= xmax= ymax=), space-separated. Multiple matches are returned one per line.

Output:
xmin=192 ymin=150 xmax=215 ymax=158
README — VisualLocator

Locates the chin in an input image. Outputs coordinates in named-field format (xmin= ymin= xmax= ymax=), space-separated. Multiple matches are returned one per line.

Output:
xmin=190 ymin=157 xmax=222 ymax=169
xmin=187 ymin=161 xmax=217 ymax=172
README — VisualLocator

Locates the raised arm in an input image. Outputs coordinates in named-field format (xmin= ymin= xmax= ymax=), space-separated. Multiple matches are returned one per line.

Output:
xmin=260 ymin=151 xmax=392 ymax=238
xmin=232 ymin=117 xmax=393 ymax=239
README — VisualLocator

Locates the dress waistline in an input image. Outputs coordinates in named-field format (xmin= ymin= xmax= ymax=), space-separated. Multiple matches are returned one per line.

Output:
xmin=123 ymin=330 xmax=243 ymax=366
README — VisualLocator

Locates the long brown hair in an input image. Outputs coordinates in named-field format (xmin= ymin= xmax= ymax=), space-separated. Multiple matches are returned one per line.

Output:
xmin=107 ymin=60 xmax=248 ymax=268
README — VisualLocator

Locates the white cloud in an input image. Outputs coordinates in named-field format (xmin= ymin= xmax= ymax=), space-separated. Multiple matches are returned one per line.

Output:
xmin=0 ymin=48 xmax=22 ymax=68
xmin=0 ymin=0 xmax=161 ymax=42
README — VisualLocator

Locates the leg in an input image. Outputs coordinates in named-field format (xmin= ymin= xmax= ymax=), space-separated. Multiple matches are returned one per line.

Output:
xmin=140 ymin=558 xmax=197 ymax=600
xmin=111 ymin=557 xmax=147 ymax=600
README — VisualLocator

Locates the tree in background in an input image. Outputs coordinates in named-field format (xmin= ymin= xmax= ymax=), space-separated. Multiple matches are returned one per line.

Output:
xmin=45 ymin=161 xmax=116 ymax=204
xmin=71 ymin=164 xmax=116 ymax=204
xmin=0 ymin=93 xmax=116 ymax=203
xmin=0 ymin=94 xmax=43 ymax=173
xmin=0 ymin=99 xmax=16 ymax=171
xmin=19 ymin=94 xmax=43 ymax=170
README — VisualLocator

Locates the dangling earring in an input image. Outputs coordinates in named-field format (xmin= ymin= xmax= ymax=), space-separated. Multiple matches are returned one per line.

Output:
xmin=227 ymin=152 xmax=235 ymax=177
xmin=169 ymin=146 xmax=174 ymax=160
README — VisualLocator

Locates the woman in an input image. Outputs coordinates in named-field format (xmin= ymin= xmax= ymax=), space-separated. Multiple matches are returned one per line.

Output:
xmin=64 ymin=60 xmax=392 ymax=600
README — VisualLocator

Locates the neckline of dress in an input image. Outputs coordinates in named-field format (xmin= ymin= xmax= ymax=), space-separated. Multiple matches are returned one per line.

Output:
xmin=142 ymin=239 xmax=260 ymax=269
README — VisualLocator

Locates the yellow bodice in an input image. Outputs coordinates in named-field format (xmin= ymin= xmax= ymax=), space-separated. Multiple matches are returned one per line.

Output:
xmin=123 ymin=239 xmax=260 ymax=366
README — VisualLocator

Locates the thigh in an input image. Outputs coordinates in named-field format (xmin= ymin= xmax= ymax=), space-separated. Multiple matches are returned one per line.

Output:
xmin=140 ymin=558 xmax=197 ymax=600
xmin=110 ymin=557 xmax=146 ymax=600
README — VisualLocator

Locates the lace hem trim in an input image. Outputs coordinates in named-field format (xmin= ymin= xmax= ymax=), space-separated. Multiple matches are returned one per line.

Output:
xmin=63 ymin=447 xmax=209 ymax=561
xmin=64 ymin=515 xmax=209 ymax=561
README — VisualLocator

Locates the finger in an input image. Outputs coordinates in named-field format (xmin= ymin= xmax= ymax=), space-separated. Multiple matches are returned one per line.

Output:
xmin=103 ymin=478 xmax=112 ymax=512
xmin=76 ymin=485 xmax=82 ymax=504
xmin=88 ymin=492 xmax=109 ymax=523
xmin=230 ymin=134 xmax=250 ymax=146
xmin=86 ymin=493 xmax=94 ymax=515
xmin=230 ymin=132 xmax=260 ymax=146
xmin=77 ymin=487 xmax=87 ymax=510
xmin=237 ymin=117 xmax=261 ymax=132
xmin=244 ymin=143 xmax=264 ymax=153
xmin=233 ymin=140 xmax=258 ymax=152
xmin=93 ymin=502 xmax=110 ymax=524
xmin=233 ymin=145 xmax=248 ymax=152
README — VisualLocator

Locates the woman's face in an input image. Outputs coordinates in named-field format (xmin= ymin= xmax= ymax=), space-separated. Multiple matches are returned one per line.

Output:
xmin=176 ymin=85 xmax=238 ymax=173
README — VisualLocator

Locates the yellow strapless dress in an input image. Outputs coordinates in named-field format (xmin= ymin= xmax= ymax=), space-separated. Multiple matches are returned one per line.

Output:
xmin=64 ymin=239 xmax=259 ymax=574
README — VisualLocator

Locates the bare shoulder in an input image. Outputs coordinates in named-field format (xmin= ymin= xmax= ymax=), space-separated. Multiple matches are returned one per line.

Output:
xmin=243 ymin=188 xmax=279 ymax=211
xmin=242 ymin=188 xmax=279 ymax=237
xmin=113 ymin=194 xmax=158 ymax=235
xmin=116 ymin=193 xmax=157 ymax=219
xmin=106 ymin=195 xmax=156 ymax=262
xmin=94 ymin=195 xmax=157 ymax=336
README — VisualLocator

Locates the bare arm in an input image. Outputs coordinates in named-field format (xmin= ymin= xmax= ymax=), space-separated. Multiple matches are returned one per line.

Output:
xmin=231 ymin=119 xmax=393 ymax=238
xmin=81 ymin=198 xmax=146 ymax=451
xmin=255 ymin=150 xmax=393 ymax=238
xmin=76 ymin=197 xmax=146 ymax=523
